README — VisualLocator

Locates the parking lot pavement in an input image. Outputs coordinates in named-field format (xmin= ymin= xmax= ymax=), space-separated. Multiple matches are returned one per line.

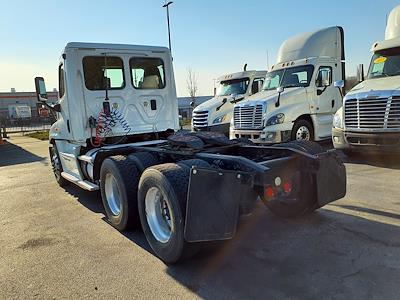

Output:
xmin=1 ymin=136 xmax=400 ymax=299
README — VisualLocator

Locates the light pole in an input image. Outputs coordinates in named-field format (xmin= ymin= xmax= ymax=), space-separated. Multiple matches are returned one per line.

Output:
xmin=162 ymin=1 xmax=173 ymax=54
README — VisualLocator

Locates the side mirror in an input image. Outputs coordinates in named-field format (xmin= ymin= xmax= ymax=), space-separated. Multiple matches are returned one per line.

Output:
xmin=357 ymin=64 xmax=365 ymax=82
xmin=34 ymin=77 xmax=48 ymax=102
xmin=190 ymin=101 xmax=195 ymax=108
xmin=334 ymin=80 xmax=345 ymax=88
xmin=276 ymin=86 xmax=284 ymax=93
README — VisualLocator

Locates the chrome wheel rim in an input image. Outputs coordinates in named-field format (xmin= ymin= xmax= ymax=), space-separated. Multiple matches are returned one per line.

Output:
xmin=296 ymin=126 xmax=311 ymax=141
xmin=51 ymin=148 xmax=61 ymax=180
xmin=145 ymin=187 xmax=174 ymax=243
xmin=104 ymin=173 xmax=121 ymax=216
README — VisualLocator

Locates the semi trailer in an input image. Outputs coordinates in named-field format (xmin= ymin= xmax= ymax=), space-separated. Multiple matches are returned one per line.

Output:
xmin=230 ymin=26 xmax=345 ymax=143
xmin=333 ymin=5 xmax=400 ymax=153
xmin=35 ymin=42 xmax=346 ymax=263
xmin=192 ymin=69 xmax=267 ymax=135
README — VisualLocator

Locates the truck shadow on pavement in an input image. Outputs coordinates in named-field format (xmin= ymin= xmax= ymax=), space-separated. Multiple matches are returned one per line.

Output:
xmin=0 ymin=141 xmax=45 ymax=167
xmin=63 ymin=185 xmax=400 ymax=299
xmin=341 ymin=152 xmax=400 ymax=170
xmin=319 ymin=140 xmax=400 ymax=170
xmin=164 ymin=204 xmax=400 ymax=299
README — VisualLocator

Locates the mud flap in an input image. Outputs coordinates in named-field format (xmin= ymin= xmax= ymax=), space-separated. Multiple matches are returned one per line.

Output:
xmin=184 ymin=168 xmax=244 ymax=242
xmin=315 ymin=152 xmax=346 ymax=207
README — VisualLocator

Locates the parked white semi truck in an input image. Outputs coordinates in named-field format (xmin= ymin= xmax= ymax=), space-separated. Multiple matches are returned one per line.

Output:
xmin=230 ymin=26 xmax=345 ymax=143
xmin=192 ymin=70 xmax=267 ymax=135
xmin=34 ymin=42 xmax=346 ymax=263
xmin=333 ymin=5 xmax=400 ymax=153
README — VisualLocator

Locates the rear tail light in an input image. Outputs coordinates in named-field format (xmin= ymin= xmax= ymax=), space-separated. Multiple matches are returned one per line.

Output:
xmin=264 ymin=179 xmax=293 ymax=199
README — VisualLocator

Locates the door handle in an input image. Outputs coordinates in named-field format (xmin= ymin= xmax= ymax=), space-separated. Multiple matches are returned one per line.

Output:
xmin=331 ymin=99 xmax=335 ymax=108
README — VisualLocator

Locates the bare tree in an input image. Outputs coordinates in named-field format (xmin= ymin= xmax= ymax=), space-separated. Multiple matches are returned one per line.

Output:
xmin=186 ymin=68 xmax=198 ymax=106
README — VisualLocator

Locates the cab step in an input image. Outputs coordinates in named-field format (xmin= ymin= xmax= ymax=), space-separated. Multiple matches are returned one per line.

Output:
xmin=61 ymin=172 xmax=99 ymax=191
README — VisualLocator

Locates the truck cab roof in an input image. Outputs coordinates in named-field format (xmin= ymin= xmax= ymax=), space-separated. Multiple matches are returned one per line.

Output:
xmin=64 ymin=42 xmax=170 ymax=53
xmin=217 ymin=70 xmax=267 ymax=82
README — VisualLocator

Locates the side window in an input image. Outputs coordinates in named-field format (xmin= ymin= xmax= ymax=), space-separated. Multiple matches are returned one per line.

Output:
xmin=59 ymin=64 xmax=65 ymax=98
xmin=251 ymin=78 xmax=264 ymax=94
xmin=316 ymin=66 xmax=332 ymax=87
xmin=82 ymin=56 xmax=125 ymax=90
xmin=130 ymin=57 xmax=165 ymax=89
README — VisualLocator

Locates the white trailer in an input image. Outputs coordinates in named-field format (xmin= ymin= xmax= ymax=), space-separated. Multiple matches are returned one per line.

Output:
xmin=230 ymin=26 xmax=345 ymax=143
xmin=333 ymin=5 xmax=400 ymax=153
xmin=192 ymin=70 xmax=267 ymax=135
xmin=8 ymin=105 xmax=32 ymax=118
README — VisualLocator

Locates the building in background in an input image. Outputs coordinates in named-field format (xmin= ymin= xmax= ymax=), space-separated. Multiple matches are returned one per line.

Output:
xmin=178 ymin=96 xmax=212 ymax=119
xmin=0 ymin=90 xmax=58 ymax=121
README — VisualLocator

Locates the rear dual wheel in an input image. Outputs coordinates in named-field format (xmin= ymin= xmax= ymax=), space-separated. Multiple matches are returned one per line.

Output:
xmin=101 ymin=154 xmax=208 ymax=263
xmin=138 ymin=160 xmax=209 ymax=263
xmin=100 ymin=152 xmax=161 ymax=231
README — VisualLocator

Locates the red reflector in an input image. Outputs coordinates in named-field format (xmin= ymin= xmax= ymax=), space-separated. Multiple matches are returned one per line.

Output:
xmin=283 ymin=181 xmax=292 ymax=194
xmin=265 ymin=186 xmax=274 ymax=198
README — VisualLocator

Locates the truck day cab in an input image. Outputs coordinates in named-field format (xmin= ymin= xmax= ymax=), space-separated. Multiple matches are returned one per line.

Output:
xmin=35 ymin=42 xmax=346 ymax=263
xmin=192 ymin=70 xmax=266 ymax=135
xmin=230 ymin=26 xmax=345 ymax=144
xmin=333 ymin=5 xmax=400 ymax=153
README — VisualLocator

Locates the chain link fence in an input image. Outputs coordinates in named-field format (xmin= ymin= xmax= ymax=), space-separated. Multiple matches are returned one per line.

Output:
xmin=1 ymin=116 xmax=55 ymax=136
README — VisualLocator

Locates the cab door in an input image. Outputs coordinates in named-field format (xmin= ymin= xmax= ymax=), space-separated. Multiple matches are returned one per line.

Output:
xmin=314 ymin=66 xmax=339 ymax=139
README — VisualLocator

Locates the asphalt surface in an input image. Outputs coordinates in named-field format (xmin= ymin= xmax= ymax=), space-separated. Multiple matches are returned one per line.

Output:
xmin=1 ymin=135 xmax=400 ymax=299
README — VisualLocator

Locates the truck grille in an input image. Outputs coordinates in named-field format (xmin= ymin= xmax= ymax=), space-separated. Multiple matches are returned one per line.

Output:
xmin=233 ymin=104 xmax=263 ymax=129
xmin=192 ymin=111 xmax=209 ymax=128
xmin=344 ymin=97 xmax=400 ymax=130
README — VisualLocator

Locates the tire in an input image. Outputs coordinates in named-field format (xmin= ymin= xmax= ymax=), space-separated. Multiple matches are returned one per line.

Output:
xmin=264 ymin=141 xmax=321 ymax=218
xmin=276 ymin=140 xmax=324 ymax=155
xmin=128 ymin=152 xmax=160 ymax=172
xmin=49 ymin=144 xmax=69 ymax=187
xmin=291 ymin=119 xmax=314 ymax=141
xmin=100 ymin=155 xmax=141 ymax=231
xmin=138 ymin=163 xmax=199 ymax=263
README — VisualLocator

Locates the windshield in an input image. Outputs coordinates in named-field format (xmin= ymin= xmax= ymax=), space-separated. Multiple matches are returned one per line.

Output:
xmin=217 ymin=78 xmax=249 ymax=96
xmin=262 ymin=65 xmax=314 ymax=91
xmin=367 ymin=48 xmax=400 ymax=79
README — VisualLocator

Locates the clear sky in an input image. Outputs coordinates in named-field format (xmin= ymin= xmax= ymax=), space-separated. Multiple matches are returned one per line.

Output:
xmin=0 ymin=0 xmax=398 ymax=96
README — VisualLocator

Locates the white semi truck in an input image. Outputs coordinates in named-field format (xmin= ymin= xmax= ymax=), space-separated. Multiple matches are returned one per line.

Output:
xmin=230 ymin=26 xmax=345 ymax=143
xmin=34 ymin=42 xmax=346 ymax=263
xmin=333 ymin=5 xmax=400 ymax=153
xmin=192 ymin=70 xmax=267 ymax=135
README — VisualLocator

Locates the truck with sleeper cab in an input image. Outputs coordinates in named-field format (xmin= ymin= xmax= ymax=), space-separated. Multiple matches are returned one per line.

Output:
xmin=230 ymin=26 xmax=345 ymax=144
xmin=333 ymin=5 xmax=400 ymax=153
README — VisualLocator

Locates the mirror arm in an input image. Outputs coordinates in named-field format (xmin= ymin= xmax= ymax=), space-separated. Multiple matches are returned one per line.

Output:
xmin=317 ymin=85 xmax=328 ymax=96
xmin=229 ymin=96 xmax=244 ymax=104
xmin=216 ymin=98 xmax=228 ymax=111
xmin=336 ymin=87 xmax=343 ymax=98
xmin=40 ymin=100 xmax=61 ymax=113
xmin=275 ymin=93 xmax=281 ymax=108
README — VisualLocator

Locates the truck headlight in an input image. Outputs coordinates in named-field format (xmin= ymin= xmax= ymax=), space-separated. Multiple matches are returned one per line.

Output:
xmin=213 ymin=114 xmax=227 ymax=124
xmin=266 ymin=113 xmax=285 ymax=126
xmin=333 ymin=107 xmax=343 ymax=129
